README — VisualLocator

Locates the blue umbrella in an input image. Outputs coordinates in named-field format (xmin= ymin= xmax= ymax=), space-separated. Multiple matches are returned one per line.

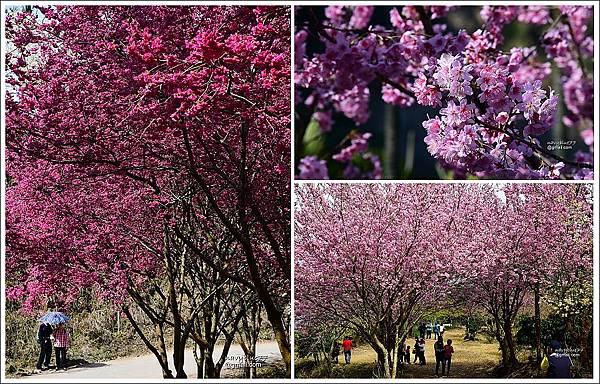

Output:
xmin=40 ymin=311 xmax=70 ymax=325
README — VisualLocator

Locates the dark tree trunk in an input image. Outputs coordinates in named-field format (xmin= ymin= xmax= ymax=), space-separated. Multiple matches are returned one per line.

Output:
xmin=578 ymin=315 xmax=592 ymax=370
xmin=239 ymin=303 xmax=261 ymax=378
xmin=194 ymin=344 xmax=206 ymax=379
xmin=215 ymin=329 xmax=238 ymax=378
xmin=164 ymin=242 xmax=187 ymax=378
xmin=493 ymin=317 xmax=510 ymax=367
xmin=383 ymin=103 xmax=397 ymax=179
xmin=156 ymin=323 xmax=171 ymax=378
xmin=205 ymin=346 xmax=217 ymax=378
xmin=503 ymin=320 xmax=519 ymax=367
xmin=371 ymin=341 xmax=391 ymax=378
xmin=534 ymin=284 xmax=542 ymax=365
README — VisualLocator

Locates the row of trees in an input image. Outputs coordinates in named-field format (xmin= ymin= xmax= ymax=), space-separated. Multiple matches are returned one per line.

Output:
xmin=5 ymin=5 xmax=291 ymax=378
xmin=295 ymin=184 xmax=592 ymax=378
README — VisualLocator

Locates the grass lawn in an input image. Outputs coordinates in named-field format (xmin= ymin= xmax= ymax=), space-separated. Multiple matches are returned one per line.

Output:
xmin=297 ymin=328 xmax=502 ymax=378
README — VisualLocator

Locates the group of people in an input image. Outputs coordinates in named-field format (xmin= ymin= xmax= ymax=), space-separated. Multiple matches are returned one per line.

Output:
xmin=398 ymin=335 xmax=454 ymax=376
xmin=434 ymin=336 xmax=454 ymax=377
xmin=418 ymin=322 xmax=445 ymax=340
xmin=331 ymin=327 xmax=575 ymax=379
xmin=35 ymin=322 xmax=70 ymax=372
xmin=333 ymin=332 xmax=456 ymax=377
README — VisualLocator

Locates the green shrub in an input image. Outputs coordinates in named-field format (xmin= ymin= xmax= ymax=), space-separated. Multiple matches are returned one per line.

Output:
xmin=4 ymin=298 xmax=148 ymax=377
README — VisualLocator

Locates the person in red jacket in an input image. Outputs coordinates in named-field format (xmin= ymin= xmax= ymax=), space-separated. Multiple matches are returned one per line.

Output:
xmin=342 ymin=336 xmax=353 ymax=364
xmin=443 ymin=339 xmax=455 ymax=376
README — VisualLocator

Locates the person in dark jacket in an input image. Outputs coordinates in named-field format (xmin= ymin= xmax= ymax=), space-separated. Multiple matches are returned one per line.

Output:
xmin=413 ymin=338 xmax=420 ymax=364
xmin=331 ymin=340 xmax=341 ymax=364
xmin=434 ymin=336 xmax=445 ymax=376
xmin=398 ymin=338 xmax=406 ymax=365
xmin=544 ymin=340 xmax=573 ymax=378
xmin=35 ymin=322 xmax=53 ymax=371
xmin=418 ymin=323 xmax=427 ymax=339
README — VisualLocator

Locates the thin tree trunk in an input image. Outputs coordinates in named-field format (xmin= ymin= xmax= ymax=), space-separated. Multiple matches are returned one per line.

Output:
xmin=193 ymin=343 xmax=206 ymax=379
xmin=239 ymin=338 xmax=252 ymax=379
xmin=122 ymin=307 xmax=173 ymax=378
xmin=166 ymin=257 xmax=187 ymax=378
xmin=156 ymin=323 xmax=170 ymax=378
xmin=238 ymin=302 xmax=261 ymax=378
xmin=534 ymin=284 xmax=542 ymax=365
xmin=250 ymin=304 xmax=260 ymax=378
xmin=215 ymin=328 xmax=239 ymax=378
xmin=250 ymin=332 xmax=257 ymax=378
xmin=391 ymin=326 xmax=401 ymax=378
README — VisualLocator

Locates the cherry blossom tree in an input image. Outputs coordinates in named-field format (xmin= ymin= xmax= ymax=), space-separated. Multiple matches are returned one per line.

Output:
xmin=5 ymin=5 xmax=291 ymax=376
xmin=295 ymin=183 xmax=479 ymax=377
xmin=465 ymin=184 xmax=591 ymax=368
xmin=295 ymin=5 xmax=593 ymax=180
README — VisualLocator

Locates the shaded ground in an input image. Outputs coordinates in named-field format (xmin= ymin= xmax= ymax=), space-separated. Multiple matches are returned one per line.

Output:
xmin=298 ymin=328 xmax=501 ymax=378
xmin=16 ymin=341 xmax=284 ymax=379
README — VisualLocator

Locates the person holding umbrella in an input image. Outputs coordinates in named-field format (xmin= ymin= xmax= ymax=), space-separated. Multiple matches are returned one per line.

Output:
xmin=39 ymin=312 xmax=70 ymax=371
xmin=35 ymin=321 xmax=53 ymax=372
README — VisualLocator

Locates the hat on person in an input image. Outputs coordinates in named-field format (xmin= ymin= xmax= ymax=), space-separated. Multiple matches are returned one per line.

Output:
xmin=550 ymin=340 xmax=561 ymax=351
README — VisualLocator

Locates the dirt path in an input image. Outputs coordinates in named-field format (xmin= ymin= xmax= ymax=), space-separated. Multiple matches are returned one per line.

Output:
xmin=329 ymin=328 xmax=501 ymax=378
xmin=26 ymin=341 xmax=282 ymax=379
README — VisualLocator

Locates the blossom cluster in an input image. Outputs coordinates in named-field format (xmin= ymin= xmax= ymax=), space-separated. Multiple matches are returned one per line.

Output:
xmin=422 ymin=53 xmax=562 ymax=179
xmin=5 ymin=6 xmax=292 ymax=317
xmin=295 ymin=5 xmax=594 ymax=179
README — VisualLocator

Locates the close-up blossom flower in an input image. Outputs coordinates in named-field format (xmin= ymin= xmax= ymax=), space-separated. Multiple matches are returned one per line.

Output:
xmin=294 ymin=5 xmax=594 ymax=180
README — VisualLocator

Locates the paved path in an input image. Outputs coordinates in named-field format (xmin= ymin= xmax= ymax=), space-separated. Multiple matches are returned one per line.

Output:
xmin=26 ymin=341 xmax=281 ymax=379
